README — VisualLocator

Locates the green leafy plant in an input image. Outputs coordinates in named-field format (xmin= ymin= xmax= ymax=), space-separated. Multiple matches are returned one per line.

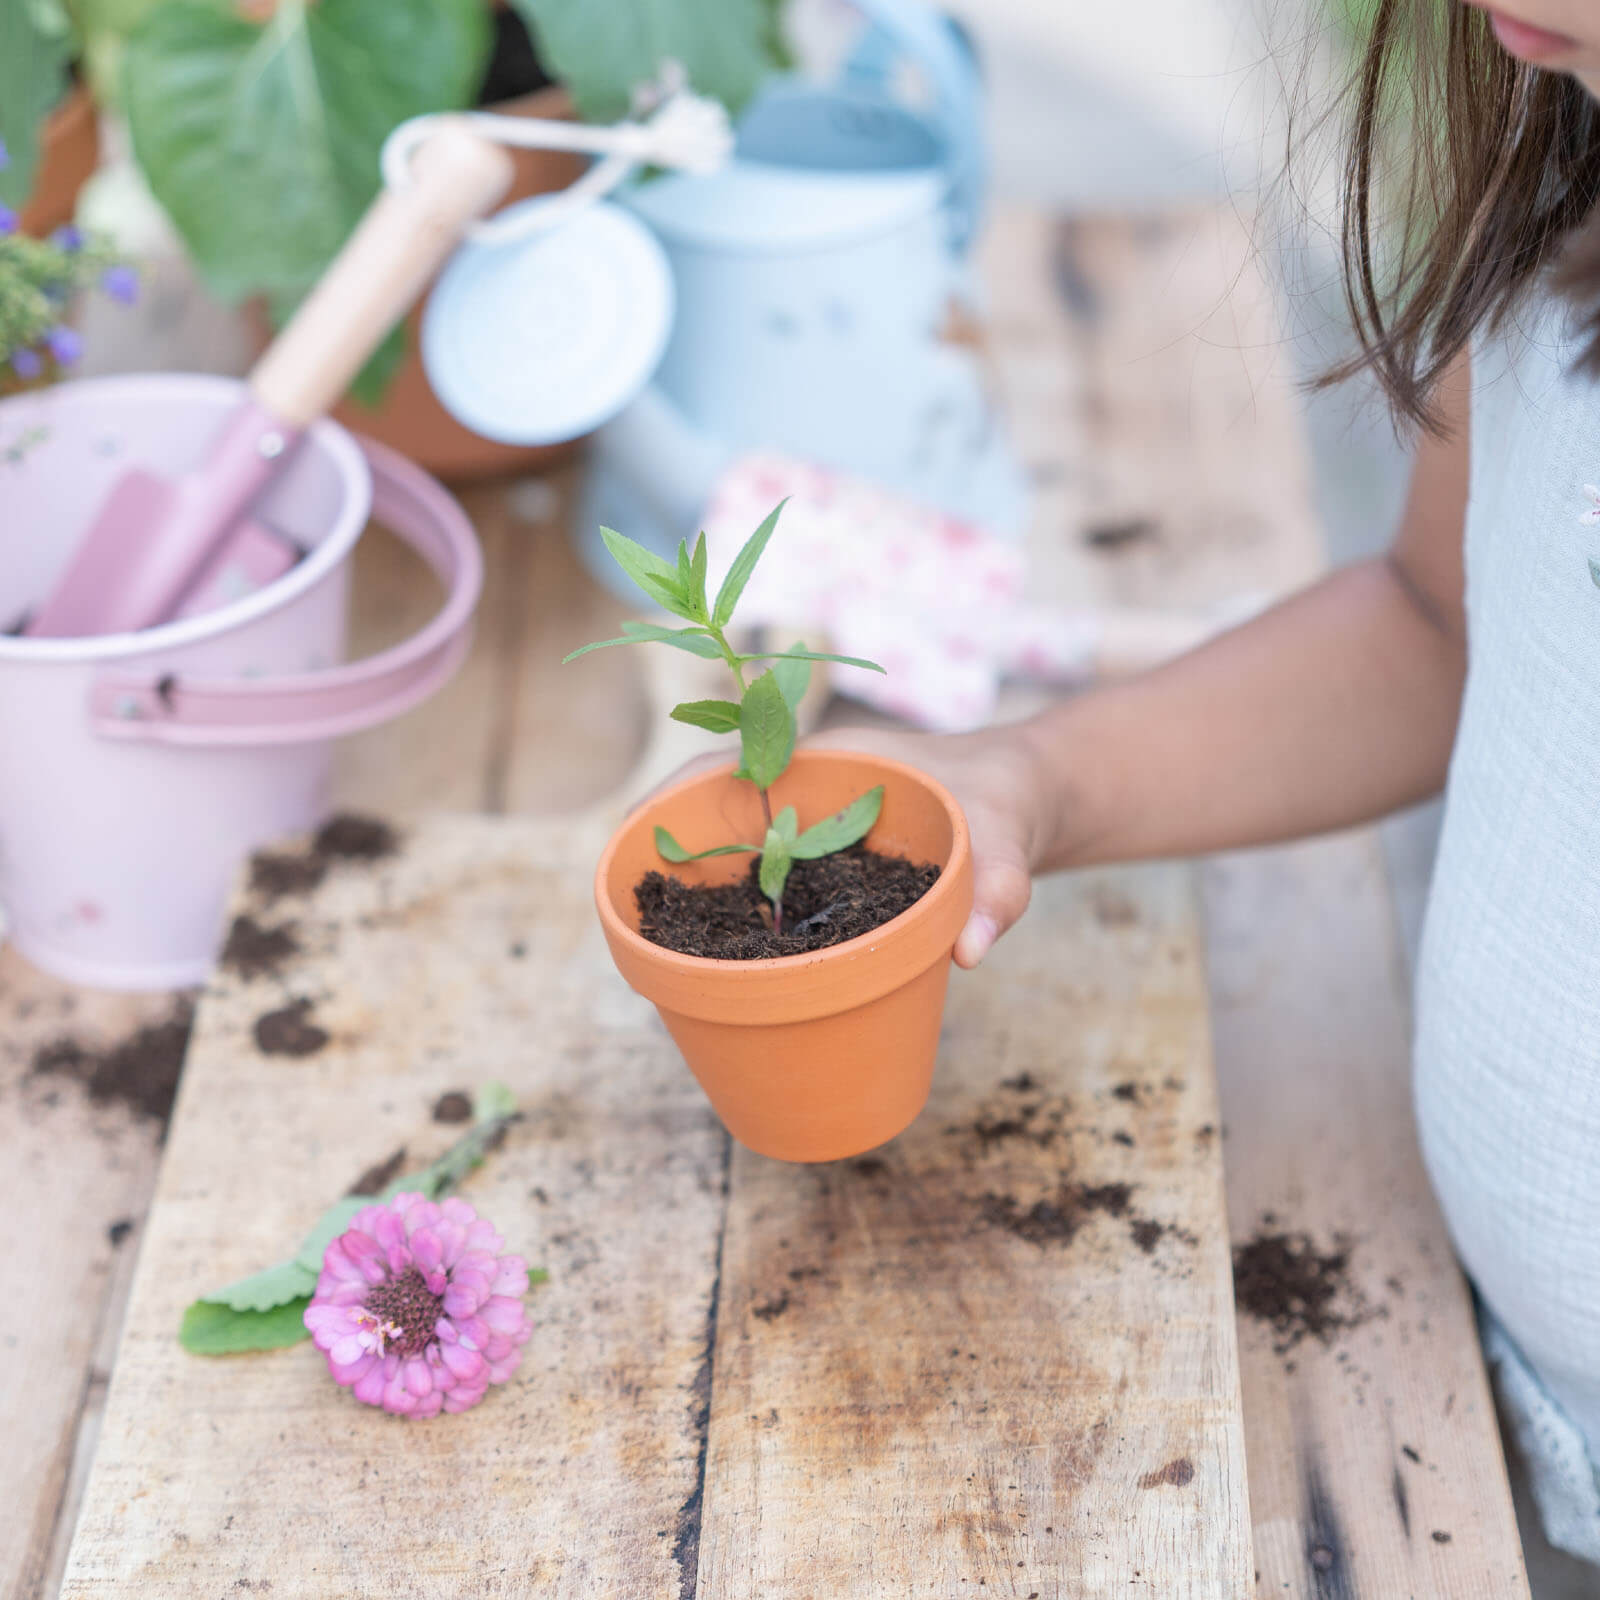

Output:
xmin=0 ymin=0 xmax=75 ymax=215
xmin=115 ymin=0 xmax=787 ymax=405
xmin=566 ymin=501 xmax=888 ymax=934
xmin=509 ymin=0 xmax=786 ymax=124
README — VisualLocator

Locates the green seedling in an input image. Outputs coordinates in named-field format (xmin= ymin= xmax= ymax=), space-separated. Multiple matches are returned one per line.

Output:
xmin=565 ymin=500 xmax=887 ymax=934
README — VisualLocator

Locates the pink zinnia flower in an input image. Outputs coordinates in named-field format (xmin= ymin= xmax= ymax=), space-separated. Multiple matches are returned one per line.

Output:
xmin=303 ymin=1193 xmax=532 ymax=1417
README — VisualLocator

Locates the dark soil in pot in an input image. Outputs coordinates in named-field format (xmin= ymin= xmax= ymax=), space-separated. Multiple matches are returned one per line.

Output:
xmin=635 ymin=845 xmax=941 ymax=960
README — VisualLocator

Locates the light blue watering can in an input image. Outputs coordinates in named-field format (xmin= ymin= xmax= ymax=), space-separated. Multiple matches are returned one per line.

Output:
xmin=579 ymin=0 xmax=1027 ymax=590
xmin=418 ymin=0 xmax=1027 ymax=590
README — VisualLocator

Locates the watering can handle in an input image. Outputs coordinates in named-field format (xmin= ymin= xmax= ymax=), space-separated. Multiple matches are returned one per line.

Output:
xmin=87 ymin=438 xmax=482 ymax=748
xmin=844 ymin=0 xmax=985 ymax=252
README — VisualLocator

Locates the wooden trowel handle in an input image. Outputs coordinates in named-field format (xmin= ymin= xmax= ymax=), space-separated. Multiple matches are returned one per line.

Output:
xmin=250 ymin=122 xmax=515 ymax=428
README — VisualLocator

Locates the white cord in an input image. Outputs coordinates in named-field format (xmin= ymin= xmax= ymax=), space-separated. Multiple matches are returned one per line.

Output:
xmin=380 ymin=90 xmax=734 ymax=245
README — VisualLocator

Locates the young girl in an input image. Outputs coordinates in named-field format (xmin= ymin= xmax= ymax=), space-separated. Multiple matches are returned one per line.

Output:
xmin=826 ymin=0 xmax=1600 ymax=1565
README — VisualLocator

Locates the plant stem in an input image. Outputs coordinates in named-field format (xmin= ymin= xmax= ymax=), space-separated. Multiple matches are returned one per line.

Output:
xmin=712 ymin=620 xmax=783 ymax=931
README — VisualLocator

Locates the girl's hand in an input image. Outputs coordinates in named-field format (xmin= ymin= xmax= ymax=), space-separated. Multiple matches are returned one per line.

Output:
xmin=808 ymin=724 xmax=1055 ymax=968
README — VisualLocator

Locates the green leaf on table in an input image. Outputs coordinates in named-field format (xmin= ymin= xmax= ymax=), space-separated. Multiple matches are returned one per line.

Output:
xmin=121 ymin=0 xmax=489 ymax=307
xmin=508 ymin=0 xmax=784 ymax=124
xmin=472 ymin=1081 xmax=517 ymax=1123
xmin=792 ymin=785 xmax=883 ymax=860
xmin=669 ymin=698 xmax=742 ymax=734
xmin=1590 ymin=557 xmax=1600 ymax=590
xmin=600 ymin=526 xmax=695 ymax=618
xmin=713 ymin=500 xmax=786 ymax=628
xmin=654 ymin=826 xmax=757 ymax=863
xmin=563 ymin=623 xmax=723 ymax=663
xmin=772 ymin=645 xmax=812 ymax=713
xmin=758 ymin=828 xmax=792 ymax=905
xmin=740 ymin=646 xmax=886 ymax=675
xmin=738 ymin=670 xmax=795 ymax=791
xmin=180 ymin=1294 xmax=313 ymax=1356
xmin=0 ymin=0 xmax=74 ymax=208
xmin=210 ymin=1258 xmax=317 ymax=1314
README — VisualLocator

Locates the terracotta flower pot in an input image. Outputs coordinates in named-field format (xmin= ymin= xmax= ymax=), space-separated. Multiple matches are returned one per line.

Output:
xmin=596 ymin=751 xmax=974 ymax=1163
xmin=19 ymin=85 xmax=100 ymax=237
xmin=250 ymin=87 xmax=588 ymax=484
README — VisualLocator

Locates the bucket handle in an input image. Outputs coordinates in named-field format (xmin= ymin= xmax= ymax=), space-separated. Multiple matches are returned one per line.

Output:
xmin=88 ymin=437 xmax=483 ymax=748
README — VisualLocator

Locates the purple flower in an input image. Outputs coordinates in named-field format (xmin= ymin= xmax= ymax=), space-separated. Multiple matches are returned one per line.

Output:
xmin=0 ymin=205 xmax=16 ymax=237
xmin=101 ymin=265 xmax=139 ymax=305
xmin=11 ymin=349 xmax=43 ymax=381
xmin=51 ymin=224 xmax=84 ymax=253
xmin=0 ymin=139 xmax=9 ymax=171
xmin=46 ymin=327 xmax=83 ymax=366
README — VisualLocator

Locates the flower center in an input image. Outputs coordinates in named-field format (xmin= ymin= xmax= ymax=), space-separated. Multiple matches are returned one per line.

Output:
xmin=361 ymin=1267 xmax=443 ymax=1358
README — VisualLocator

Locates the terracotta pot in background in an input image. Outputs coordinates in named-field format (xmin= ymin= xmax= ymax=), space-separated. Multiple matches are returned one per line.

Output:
xmin=596 ymin=751 xmax=974 ymax=1164
xmin=19 ymin=85 xmax=100 ymax=237
xmin=252 ymin=87 xmax=588 ymax=484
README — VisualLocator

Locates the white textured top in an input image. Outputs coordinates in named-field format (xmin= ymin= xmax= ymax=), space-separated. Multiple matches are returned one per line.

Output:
xmin=1414 ymin=288 xmax=1600 ymax=1557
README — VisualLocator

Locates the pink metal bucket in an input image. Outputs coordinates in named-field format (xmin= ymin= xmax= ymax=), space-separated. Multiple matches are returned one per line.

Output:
xmin=0 ymin=374 xmax=483 ymax=990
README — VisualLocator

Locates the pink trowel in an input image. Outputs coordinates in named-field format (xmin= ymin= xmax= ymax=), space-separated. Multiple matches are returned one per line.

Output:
xmin=27 ymin=123 xmax=514 ymax=639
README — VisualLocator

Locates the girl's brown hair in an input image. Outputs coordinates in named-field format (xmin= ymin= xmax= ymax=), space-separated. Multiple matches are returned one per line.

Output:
xmin=1333 ymin=0 xmax=1600 ymax=427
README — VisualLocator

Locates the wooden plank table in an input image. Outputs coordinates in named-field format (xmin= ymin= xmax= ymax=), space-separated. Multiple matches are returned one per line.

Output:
xmin=57 ymin=810 xmax=1251 ymax=1596
xmin=4 ymin=198 xmax=1535 ymax=1596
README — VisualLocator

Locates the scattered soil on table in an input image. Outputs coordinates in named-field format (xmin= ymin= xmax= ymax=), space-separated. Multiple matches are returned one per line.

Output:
xmin=29 ymin=1001 xmax=195 ymax=1132
xmin=249 ymin=812 xmax=399 ymax=905
xmin=1232 ymin=1228 xmax=1380 ymax=1353
xmin=981 ymin=1182 xmax=1133 ymax=1247
xmin=347 ymin=1145 xmax=407 ymax=1196
xmin=314 ymin=814 xmax=397 ymax=862
xmin=106 ymin=1218 xmax=134 ymax=1247
xmin=253 ymin=998 xmax=330 ymax=1058
xmin=219 ymin=914 xmax=300 ymax=980
xmin=1139 ymin=1457 xmax=1195 ymax=1489
xmin=432 ymin=1090 xmax=473 ymax=1124
xmin=635 ymin=845 xmax=940 ymax=960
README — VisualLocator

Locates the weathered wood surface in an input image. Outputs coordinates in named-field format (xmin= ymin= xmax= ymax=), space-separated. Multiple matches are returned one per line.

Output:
xmin=59 ymin=815 xmax=729 ymax=1597
xmin=984 ymin=206 xmax=1528 ymax=1594
xmin=59 ymin=811 xmax=1248 ymax=1596
xmin=699 ymin=865 xmax=1249 ymax=1597
xmin=0 ymin=964 xmax=181 ymax=1600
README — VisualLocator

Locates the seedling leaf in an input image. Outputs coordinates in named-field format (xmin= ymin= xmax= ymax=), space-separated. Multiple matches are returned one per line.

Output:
xmin=774 ymin=805 xmax=799 ymax=843
xmin=792 ymin=785 xmax=884 ymax=860
xmin=690 ymin=532 xmax=709 ymax=620
xmin=739 ymin=647 xmax=886 ymax=675
xmin=563 ymin=624 xmax=723 ymax=663
xmin=739 ymin=671 xmax=796 ymax=791
xmin=772 ymin=645 xmax=812 ymax=712
xmin=601 ymin=525 xmax=696 ymax=619
xmin=669 ymin=699 xmax=742 ymax=734
xmin=713 ymin=499 xmax=787 ymax=627
xmin=759 ymin=828 xmax=793 ymax=905
xmin=655 ymin=826 xmax=758 ymax=863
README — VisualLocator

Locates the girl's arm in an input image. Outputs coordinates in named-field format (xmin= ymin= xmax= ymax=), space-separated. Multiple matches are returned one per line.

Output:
xmin=821 ymin=361 xmax=1471 ymax=966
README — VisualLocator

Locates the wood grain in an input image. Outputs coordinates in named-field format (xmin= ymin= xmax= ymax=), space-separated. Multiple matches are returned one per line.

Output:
xmin=999 ymin=208 xmax=1530 ymax=1594
xmin=0 ymin=959 xmax=177 ymax=1600
xmin=697 ymin=865 xmax=1251 ymax=1598
xmin=59 ymin=816 xmax=727 ymax=1598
